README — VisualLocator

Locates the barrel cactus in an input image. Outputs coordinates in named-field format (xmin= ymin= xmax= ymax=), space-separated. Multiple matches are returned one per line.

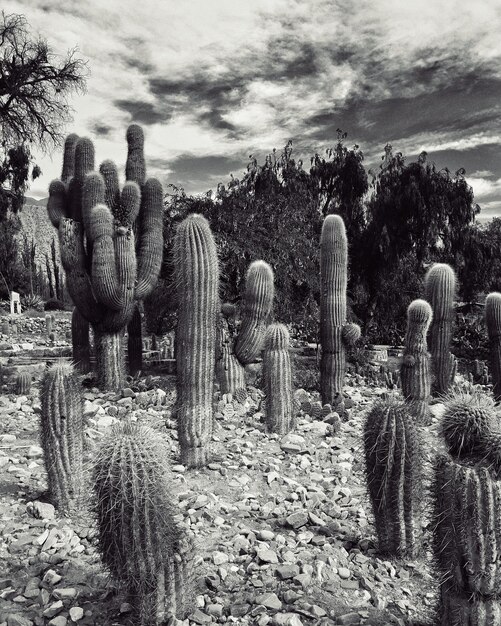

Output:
xmin=364 ymin=397 xmax=421 ymax=557
xmin=15 ymin=371 xmax=32 ymax=395
xmin=173 ymin=214 xmax=219 ymax=468
xmin=40 ymin=362 xmax=83 ymax=513
xmin=434 ymin=389 xmax=501 ymax=624
xmin=486 ymin=292 xmax=501 ymax=401
xmin=93 ymin=420 xmax=194 ymax=624
xmin=400 ymin=299 xmax=432 ymax=423
xmin=320 ymin=215 xmax=361 ymax=405
xmin=263 ymin=323 xmax=293 ymax=435
xmin=425 ymin=263 xmax=457 ymax=395
xmin=47 ymin=126 xmax=163 ymax=390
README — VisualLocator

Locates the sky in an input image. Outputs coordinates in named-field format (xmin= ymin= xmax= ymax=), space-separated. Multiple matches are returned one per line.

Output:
xmin=5 ymin=0 xmax=501 ymax=220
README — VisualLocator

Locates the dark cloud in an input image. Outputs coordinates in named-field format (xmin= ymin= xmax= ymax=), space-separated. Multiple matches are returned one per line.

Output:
xmin=92 ymin=123 xmax=113 ymax=137
xmin=114 ymin=99 xmax=172 ymax=124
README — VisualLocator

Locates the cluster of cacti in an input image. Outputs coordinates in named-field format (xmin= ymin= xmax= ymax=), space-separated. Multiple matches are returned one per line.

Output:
xmin=400 ymin=299 xmax=432 ymax=423
xmin=173 ymin=214 xmax=219 ymax=468
xmin=47 ymin=125 xmax=163 ymax=390
xmin=93 ymin=420 xmax=194 ymax=624
xmin=486 ymin=292 xmax=501 ymax=400
xmin=425 ymin=263 xmax=457 ymax=395
xmin=263 ymin=323 xmax=293 ymax=434
xmin=15 ymin=370 xmax=32 ymax=395
xmin=320 ymin=215 xmax=361 ymax=405
xmin=364 ymin=397 xmax=421 ymax=557
xmin=215 ymin=262 xmax=275 ymax=394
xmin=40 ymin=362 xmax=83 ymax=513
xmin=471 ymin=359 xmax=490 ymax=385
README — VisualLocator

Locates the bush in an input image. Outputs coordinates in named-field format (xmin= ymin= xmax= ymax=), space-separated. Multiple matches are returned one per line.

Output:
xmin=452 ymin=312 xmax=489 ymax=361
xmin=44 ymin=299 xmax=66 ymax=311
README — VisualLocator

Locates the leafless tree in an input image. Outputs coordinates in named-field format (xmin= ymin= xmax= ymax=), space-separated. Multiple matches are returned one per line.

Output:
xmin=0 ymin=11 xmax=88 ymax=151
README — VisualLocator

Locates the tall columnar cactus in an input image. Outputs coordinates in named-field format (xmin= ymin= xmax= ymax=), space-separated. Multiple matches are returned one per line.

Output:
xmin=486 ymin=292 xmax=501 ymax=401
xmin=263 ymin=323 xmax=294 ymax=435
xmin=320 ymin=215 xmax=361 ymax=405
xmin=45 ymin=314 xmax=55 ymax=336
xmin=93 ymin=420 xmax=194 ymax=624
xmin=71 ymin=308 xmax=91 ymax=374
xmin=47 ymin=126 xmax=163 ymax=390
xmin=400 ymin=299 xmax=432 ymax=423
xmin=127 ymin=305 xmax=143 ymax=376
xmin=216 ymin=304 xmax=245 ymax=394
xmin=40 ymin=362 xmax=83 ymax=513
xmin=235 ymin=260 xmax=275 ymax=365
xmin=173 ymin=214 xmax=219 ymax=468
xmin=425 ymin=263 xmax=457 ymax=395
xmin=364 ymin=398 xmax=421 ymax=557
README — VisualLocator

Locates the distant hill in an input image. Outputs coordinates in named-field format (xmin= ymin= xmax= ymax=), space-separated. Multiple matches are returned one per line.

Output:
xmin=24 ymin=196 xmax=48 ymax=207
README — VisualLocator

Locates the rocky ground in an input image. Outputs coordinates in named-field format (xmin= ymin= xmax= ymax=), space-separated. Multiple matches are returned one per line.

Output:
xmin=0 ymin=356 xmax=449 ymax=626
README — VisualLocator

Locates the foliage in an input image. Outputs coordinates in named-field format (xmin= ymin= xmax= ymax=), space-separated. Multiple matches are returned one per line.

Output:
xmin=0 ymin=12 xmax=87 ymax=150
xmin=451 ymin=310 xmax=489 ymax=361
xmin=0 ymin=214 xmax=29 ymax=297
xmin=44 ymin=298 xmax=67 ymax=311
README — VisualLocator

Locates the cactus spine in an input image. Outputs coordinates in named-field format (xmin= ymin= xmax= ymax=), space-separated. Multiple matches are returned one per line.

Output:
xmin=71 ymin=308 xmax=91 ymax=373
xmin=320 ymin=215 xmax=361 ymax=405
xmin=364 ymin=398 xmax=421 ymax=557
xmin=400 ymin=299 xmax=432 ymax=423
xmin=47 ymin=126 xmax=163 ymax=390
xmin=486 ymin=293 xmax=501 ymax=400
xmin=15 ymin=371 xmax=32 ymax=395
xmin=263 ymin=323 xmax=293 ymax=435
xmin=93 ymin=421 xmax=194 ymax=624
xmin=174 ymin=214 xmax=219 ymax=468
xmin=425 ymin=263 xmax=457 ymax=395
xmin=127 ymin=305 xmax=143 ymax=376
xmin=40 ymin=362 xmax=83 ymax=513
xmin=235 ymin=261 xmax=275 ymax=365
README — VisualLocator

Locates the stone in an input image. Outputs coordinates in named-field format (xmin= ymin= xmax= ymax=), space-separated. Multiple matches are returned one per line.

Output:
xmin=42 ymin=601 xmax=63 ymax=618
xmin=52 ymin=588 xmax=77 ymax=601
xmin=6 ymin=615 xmax=34 ymax=626
xmin=257 ymin=549 xmax=279 ymax=564
xmin=338 ymin=567 xmax=351 ymax=579
xmin=68 ymin=607 xmax=83 ymax=622
xmin=26 ymin=446 xmax=43 ymax=459
xmin=276 ymin=565 xmax=299 ymax=580
xmin=212 ymin=551 xmax=228 ymax=565
xmin=285 ymin=512 xmax=308 ymax=529
xmin=48 ymin=618 xmax=67 ymax=626
xmin=255 ymin=592 xmax=282 ymax=610
xmin=30 ymin=501 xmax=55 ymax=520
xmin=189 ymin=609 xmax=211 ymax=624
xmin=273 ymin=615 xmax=304 ymax=626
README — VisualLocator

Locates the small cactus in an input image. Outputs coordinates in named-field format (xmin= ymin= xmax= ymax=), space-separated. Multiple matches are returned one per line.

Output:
xmin=263 ymin=324 xmax=293 ymax=435
xmin=235 ymin=261 xmax=275 ymax=365
xmin=425 ymin=263 xmax=457 ymax=395
xmin=40 ymin=362 xmax=83 ymax=513
xmin=174 ymin=214 xmax=219 ymax=468
xmin=93 ymin=420 xmax=194 ymax=624
xmin=15 ymin=371 xmax=32 ymax=395
xmin=364 ymin=397 xmax=421 ymax=557
xmin=486 ymin=293 xmax=501 ymax=400
xmin=400 ymin=299 xmax=432 ymax=423
xmin=45 ymin=314 xmax=55 ymax=335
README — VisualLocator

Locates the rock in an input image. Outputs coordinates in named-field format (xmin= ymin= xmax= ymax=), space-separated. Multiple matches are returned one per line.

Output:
xmin=48 ymin=618 xmax=67 ymax=626
xmin=273 ymin=615 xmax=304 ymax=626
xmin=285 ymin=512 xmax=308 ymax=529
xmin=256 ymin=529 xmax=275 ymax=541
xmin=42 ymin=600 xmax=63 ymax=618
xmin=6 ymin=615 xmax=34 ymax=626
xmin=275 ymin=565 xmax=299 ymax=580
xmin=42 ymin=570 xmax=61 ymax=586
xmin=255 ymin=592 xmax=282 ymax=610
xmin=29 ymin=501 xmax=55 ymax=520
xmin=189 ymin=609 xmax=211 ymax=624
xmin=212 ymin=551 xmax=228 ymax=565
xmin=337 ymin=613 xmax=361 ymax=625
xmin=52 ymin=588 xmax=77 ymax=601
xmin=256 ymin=549 xmax=279 ymax=564
xmin=23 ymin=577 xmax=40 ymax=599
xmin=68 ymin=607 xmax=83 ymax=622
xmin=338 ymin=567 xmax=351 ymax=579
xmin=26 ymin=445 xmax=43 ymax=459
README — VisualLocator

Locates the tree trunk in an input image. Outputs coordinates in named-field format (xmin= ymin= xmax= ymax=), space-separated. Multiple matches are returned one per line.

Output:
xmin=95 ymin=330 xmax=125 ymax=391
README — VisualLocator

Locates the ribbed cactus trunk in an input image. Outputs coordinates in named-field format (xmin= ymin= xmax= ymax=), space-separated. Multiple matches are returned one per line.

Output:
xmin=15 ymin=371 xmax=32 ymax=395
xmin=486 ymin=293 xmax=501 ymax=401
xmin=127 ymin=305 xmax=143 ymax=376
xmin=93 ymin=421 xmax=194 ymax=624
xmin=425 ymin=263 xmax=457 ymax=395
xmin=216 ymin=311 xmax=245 ymax=394
xmin=174 ymin=214 xmax=219 ymax=468
xmin=320 ymin=215 xmax=361 ymax=405
xmin=71 ymin=308 xmax=91 ymax=374
xmin=235 ymin=261 xmax=275 ymax=365
xmin=40 ymin=362 xmax=83 ymax=513
xmin=95 ymin=331 xmax=125 ymax=391
xmin=364 ymin=398 xmax=421 ymax=557
xmin=263 ymin=324 xmax=293 ymax=435
xmin=400 ymin=299 xmax=432 ymax=423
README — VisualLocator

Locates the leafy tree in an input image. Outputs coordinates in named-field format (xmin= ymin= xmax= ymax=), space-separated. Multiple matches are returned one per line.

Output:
xmin=357 ymin=146 xmax=479 ymax=337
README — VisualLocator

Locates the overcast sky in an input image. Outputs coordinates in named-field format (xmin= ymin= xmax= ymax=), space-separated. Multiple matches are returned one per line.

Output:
xmin=6 ymin=0 xmax=501 ymax=219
